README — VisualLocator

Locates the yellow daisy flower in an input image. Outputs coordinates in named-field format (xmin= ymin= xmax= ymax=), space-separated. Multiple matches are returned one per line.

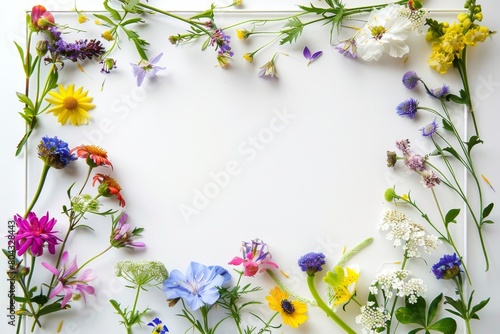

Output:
xmin=46 ymin=84 xmax=96 ymax=126
xmin=266 ymin=286 xmax=308 ymax=328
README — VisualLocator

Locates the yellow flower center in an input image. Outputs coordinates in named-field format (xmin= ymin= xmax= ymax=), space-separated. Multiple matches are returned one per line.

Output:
xmin=63 ymin=96 xmax=78 ymax=110
xmin=86 ymin=145 xmax=108 ymax=157
xmin=371 ymin=25 xmax=386 ymax=39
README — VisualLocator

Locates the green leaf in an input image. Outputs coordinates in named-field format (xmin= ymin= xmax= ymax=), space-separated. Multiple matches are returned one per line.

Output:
xmin=427 ymin=293 xmax=443 ymax=323
xmin=482 ymin=219 xmax=494 ymax=225
xmin=31 ymin=294 xmax=49 ymax=306
xmin=103 ymin=0 xmax=122 ymax=21
xmin=470 ymin=297 xmax=490 ymax=319
xmin=121 ymin=17 xmax=144 ymax=26
xmin=124 ymin=0 xmax=140 ymax=11
xmin=38 ymin=302 xmax=68 ymax=316
xmin=93 ymin=13 xmax=116 ymax=26
xmin=16 ymin=92 xmax=35 ymax=110
xmin=280 ymin=17 xmax=304 ymax=44
xmin=465 ymin=135 xmax=483 ymax=154
xmin=428 ymin=318 xmax=457 ymax=334
xmin=444 ymin=208 xmax=460 ymax=225
xmin=442 ymin=118 xmax=453 ymax=132
xmin=442 ymin=147 xmax=461 ymax=161
xmin=483 ymin=203 xmax=494 ymax=218
xmin=446 ymin=93 xmax=464 ymax=104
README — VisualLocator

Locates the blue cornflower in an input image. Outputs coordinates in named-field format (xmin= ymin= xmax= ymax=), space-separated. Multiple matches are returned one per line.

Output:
xmin=298 ymin=252 xmax=326 ymax=275
xmin=38 ymin=136 xmax=77 ymax=169
xmin=432 ymin=253 xmax=462 ymax=280
xmin=402 ymin=71 xmax=420 ymax=89
xmin=147 ymin=317 xmax=169 ymax=333
xmin=420 ymin=118 xmax=439 ymax=137
xmin=303 ymin=46 xmax=323 ymax=66
xmin=163 ymin=262 xmax=231 ymax=311
xmin=428 ymin=84 xmax=450 ymax=99
xmin=396 ymin=98 xmax=419 ymax=119
xmin=130 ymin=53 xmax=166 ymax=86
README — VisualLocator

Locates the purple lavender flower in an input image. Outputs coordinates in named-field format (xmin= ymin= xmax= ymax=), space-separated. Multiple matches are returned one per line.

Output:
xmin=303 ymin=46 xmax=323 ymax=65
xmin=428 ymin=84 xmax=450 ymax=99
xmin=396 ymin=98 xmax=419 ymax=119
xmin=432 ymin=253 xmax=461 ymax=279
xmin=130 ymin=53 xmax=166 ymax=86
xmin=402 ymin=71 xmax=420 ymax=89
xmin=298 ymin=252 xmax=326 ymax=275
xmin=14 ymin=212 xmax=61 ymax=257
xmin=38 ymin=136 xmax=77 ymax=169
xmin=420 ymin=118 xmax=439 ymax=137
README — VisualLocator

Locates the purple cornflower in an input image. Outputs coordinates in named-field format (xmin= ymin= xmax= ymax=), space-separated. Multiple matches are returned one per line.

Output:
xmin=110 ymin=212 xmax=145 ymax=249
xmin=38 ymin=136 xmax=77 ymax=169
xmin=334 ymin=38 xmax=357 ymax=59
xmin=303 ymin=46 xmax=323 ymax=65
xmin=298 ymin=252 xmax=326 ymax=275
xmin=421 ymin=170 xmax=441 ymax=188
xmin=148 ymin=318 xmax=169 ymax=333
xmin=405 ymin=154 xmax=426 ymax=172
xmin=210 ymin=28 xmax=234 ymax=57
xmin=42 ymin=251 xmax=96 ymax=308
xmin=228 ymin=238 xmax=278 ymax=277
xmin=428 ymin=84 xmax=450 ymax=99
xmin=402 ymin=71 xmax=420 ymax=89
xmin=163 ymin=262 xmax=231 ymax=311
xmin=396 ymin=98 xmax=419 ymax=119
xmin=130 ymin=53 xmax=166 ymax=86
xmin=431 ymin=253 xmax=462 ymax=280
xmin=420 ymin=119 xmax=439 ymax=137
xmin=14 ymin=212 xmax=61 ymax=257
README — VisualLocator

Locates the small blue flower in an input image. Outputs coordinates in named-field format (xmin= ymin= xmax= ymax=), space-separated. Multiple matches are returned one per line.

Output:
xmin=130 ymin=53 xmax=166 ymax=87
xmin=38 ymin=136 xmax=77 ymax=169
xmin=432 ymin=253 xmax=462 ymax=280
xmin=334 ymin=39 xmax=357 ymax=59
xmin=163 ymin=262 xmax=231 ymax=311
xmin=419 ymin=118 xmax=439 ymax=137
xmin=298 ymin=252 xmax=326 ymax=275
xmin=428 ymin=84 xmax=450 ymax=99
xmin=303 ymin=46 xmax=323 ymax=65
xmin=402 ymin=71 xmax=420 ymax=89
xmin=147 ymin=317 xmax=169 ymax=333
xmin=396 ymin=98 xmax=419 ymax=119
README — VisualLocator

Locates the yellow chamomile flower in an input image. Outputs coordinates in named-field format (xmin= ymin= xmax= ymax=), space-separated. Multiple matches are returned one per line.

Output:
xmin=102 ymin=30 xmax=114 ymax=42
xmin=266 ymin=286 xmax=308 ymax=328
xmin=46 ymin=84 xmax=96 ymax=126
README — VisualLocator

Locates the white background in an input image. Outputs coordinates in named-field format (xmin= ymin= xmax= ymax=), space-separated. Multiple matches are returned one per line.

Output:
xmin=1 ymin=0 xmax=499 ymax=333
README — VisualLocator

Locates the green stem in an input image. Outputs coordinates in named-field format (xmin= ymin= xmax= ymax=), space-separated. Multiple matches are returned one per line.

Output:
xmin=79 ymin=166 xmax=94 ymax=195
xmin=126 ymin=283 xmax=142 ymax=333
xmin=72 ymin=245 xmax=113 ymax=277
xmin=24 ymin=163 xmax=50 ymax=218
xmin=265 ymin=269 xmax=316 ymax=305
xmin=306 ymin=274 xmax=356 ymax=334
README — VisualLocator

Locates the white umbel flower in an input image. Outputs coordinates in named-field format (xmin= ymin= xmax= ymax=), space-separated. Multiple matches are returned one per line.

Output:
xmin=355 ymin=4 xmax=413 ymax=61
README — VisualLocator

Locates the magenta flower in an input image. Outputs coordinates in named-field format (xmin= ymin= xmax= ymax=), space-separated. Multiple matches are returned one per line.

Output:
xmin=42 ymin=251 xmax=95 ymax=308
xmin=130 ymin=53 xmax=166 ymax=86
xmin=228 ymin=239 xmax=278 ymax=276
xmin=110 ymin=212 xmax=145 ymax=249
xmin=14 ymin=212 xmax=61 ymax=257
xmin=303 ymin=46 xmax=323 ymax=66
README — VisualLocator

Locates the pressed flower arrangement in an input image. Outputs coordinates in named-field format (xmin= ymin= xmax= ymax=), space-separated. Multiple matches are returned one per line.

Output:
xmin=3 ymin=0 xmax=497 ymax=333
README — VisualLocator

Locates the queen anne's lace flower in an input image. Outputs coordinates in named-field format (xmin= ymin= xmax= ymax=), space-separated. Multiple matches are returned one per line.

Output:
xmin=380 ymin=210 xmax=440 ymax=257
xmin=397 ymin=277 xmax=427 ymax=303
xmin=356 ymin=301 xmax=390 ymax=334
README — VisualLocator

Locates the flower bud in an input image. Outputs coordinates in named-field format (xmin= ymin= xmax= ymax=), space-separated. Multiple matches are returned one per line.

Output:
xmin=36 ymin=40 xmax=48 ymax=56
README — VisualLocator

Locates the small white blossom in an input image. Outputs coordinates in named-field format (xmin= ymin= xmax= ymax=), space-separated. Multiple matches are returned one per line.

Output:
xmin=356 ymin=301 xmax=391 ymax=333
xmin=380 ymin=210 xmax=441 ymax=258
xmin=397 ymin=7 xmax=430 ymax=34
xmin=397 ymin=277 xmax=427 ymax=303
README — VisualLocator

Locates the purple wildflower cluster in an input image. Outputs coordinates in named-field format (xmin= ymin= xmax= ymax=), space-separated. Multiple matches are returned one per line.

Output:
xmin=210 ymin=28 xmax=234 ymax=57
xmin=431 ymin=253 xmax=462 ymax=280
xmin=43 ymin=26 xmax=105 ymax=66
xmin=402 ymin=70 xmax=450 ymax=99
xmin=298 ymin=252 xmax=326 ymax=275
xmin=38 ymin=136 xmax=77 ymax=169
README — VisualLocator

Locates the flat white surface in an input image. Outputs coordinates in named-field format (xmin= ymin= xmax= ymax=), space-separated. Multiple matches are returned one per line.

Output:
xmin=1 ymin=1 xmax=499 ymax=333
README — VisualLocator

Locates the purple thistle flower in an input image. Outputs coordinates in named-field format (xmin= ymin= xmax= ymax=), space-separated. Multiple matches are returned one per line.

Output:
xmin=303 ymin=46 xmax=323 ymax=65
xmin=148 ymin=317 xmax=169 ymax=333
xmin=298 ymin=252 xmax=326 ymax=275
xmin=38 ymin=136 xmax=77 ymax=169
xmin=421 ymin=170 xmax=441 ymax=188
xmin=432 ymin=253 xmax=461 ymax=279
xmin=420 ymin=118 xmax=439 ymax=137
xmin=42 ymin=251 xmax=95 ymax=308
xmin=428 ymin=84 xmax=450 ymax=99
xmin=130 ymin=53 xmax=166 ymax=87
xmin=14 ymin=212 xmax=61 ymax=257
xmin=396 ymin=98 xmax=419 ymax=119
xmin=402 ymin=71 xmax=420 ymax=89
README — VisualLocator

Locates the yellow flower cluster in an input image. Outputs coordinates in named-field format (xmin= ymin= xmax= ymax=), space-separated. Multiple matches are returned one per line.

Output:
xmin=426 ymin=5 xmax=491 ymax=74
